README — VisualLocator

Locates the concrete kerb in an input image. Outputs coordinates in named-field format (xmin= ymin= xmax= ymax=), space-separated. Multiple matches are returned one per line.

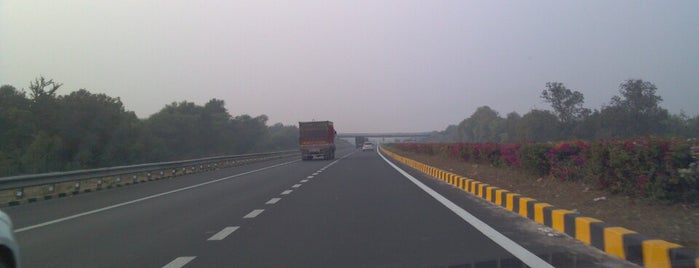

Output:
xmin=380 ymin=146 xmax=699 ymax=268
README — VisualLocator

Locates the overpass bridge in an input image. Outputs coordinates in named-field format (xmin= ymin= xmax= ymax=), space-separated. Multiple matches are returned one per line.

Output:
xmin=337 ymin=132 xmax=431 ymax=138
xmin=337 ymin=132 xmax=432 ymax=144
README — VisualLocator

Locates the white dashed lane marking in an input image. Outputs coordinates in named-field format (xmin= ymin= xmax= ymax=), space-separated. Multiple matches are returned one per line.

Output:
xmin=163 ymin=256 xmax=196 ymax=268
xmin=300 ymin=179 xmax=308 ymax=183
xmin=281 ymin=190 xmax=293 ymax=195
xmin=243 ymin=209 xmax=264 ymax=219
xmin=312 ymin=173 xmax=319 ymax=175
xmin=266 ymin=198 xmax=281 ymax=204
xmin=292 ymin=184 xmax=302 ymax=188
xmin=207 ymin=226 xmax=239 ymax=241
xmin=307 ymin=176 xmax=314 ymax=179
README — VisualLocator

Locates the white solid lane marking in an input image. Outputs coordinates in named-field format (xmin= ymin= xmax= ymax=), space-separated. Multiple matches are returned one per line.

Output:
xmin=378 ymin=148 xmax=554 ymax=268
xmin=300 ymin=179 xmax=308 ymax=183
xmin=163 ymin=256 xmax=196 ymax=268
xmin=292 ymin=184 xmax=302 ymax=188
xmin=207 ymin=226 xmax=239 ymax=241
xmin=15 ymin=159 xmax=299 ymax=233
xmin=266 ymin=198 xmax=281 ymax=204
xmin=307 ymin=176 xmax=314 ymax=179
xmin=281 ymin=190 xmax=293 ymax=195
xmin=244 ymin=209 xmax=264 ymax=218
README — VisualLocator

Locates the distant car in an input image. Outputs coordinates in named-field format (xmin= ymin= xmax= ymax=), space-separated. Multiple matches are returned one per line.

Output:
xmin=0 ymin=210 xmax=18 ymax=268
xmin=362 ymin=142 xmax=374 ymax=151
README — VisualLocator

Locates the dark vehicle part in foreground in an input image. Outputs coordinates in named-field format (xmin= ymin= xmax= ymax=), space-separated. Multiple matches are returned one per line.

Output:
xmin=299 ymin=121 xmax=336 ymax=160
xmin=0 ymin=210 xmax=18 ymax=268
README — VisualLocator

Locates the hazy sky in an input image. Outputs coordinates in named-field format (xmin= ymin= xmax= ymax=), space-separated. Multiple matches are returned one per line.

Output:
xmin=2 ymin=1 xmax=698 ymax=132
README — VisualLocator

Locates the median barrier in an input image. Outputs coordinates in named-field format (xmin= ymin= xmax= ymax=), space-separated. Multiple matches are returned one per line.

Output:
xmin=0 ymin=151 xmax=297 ymax=207
xmin=380 ymin=146 xmax=699 ymax=268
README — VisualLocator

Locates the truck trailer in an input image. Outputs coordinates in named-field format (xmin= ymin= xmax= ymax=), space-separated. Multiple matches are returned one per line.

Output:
xmin=355 ymin=136 xmax=368 ymax=148
xmin=299 ymin=121 xmax=336 ymax=160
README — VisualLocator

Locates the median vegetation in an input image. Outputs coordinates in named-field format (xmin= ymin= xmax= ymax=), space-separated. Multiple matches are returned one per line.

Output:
xmin=417 ymin=78 xmax=699 ymax=204
xmin=392 ymin=138 xmax=699 ymax=204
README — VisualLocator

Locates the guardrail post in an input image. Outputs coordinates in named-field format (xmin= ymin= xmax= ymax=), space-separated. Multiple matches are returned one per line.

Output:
xmin=0 ymin=150 xmax=297 ymax=206
xmin=46 ymin=185 xmax=54 ymax=199
xmin=73 ymin=182 xmax=80 ymax=195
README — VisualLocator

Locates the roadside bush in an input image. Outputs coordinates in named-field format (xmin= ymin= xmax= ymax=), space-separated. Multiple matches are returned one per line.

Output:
xmin=516 ymin=143 xmax=551 ymax=176
xmin=545 ymin=141 xmax=588 ymax=181
xmin=388 ymin=137 xmax=699 ymax=204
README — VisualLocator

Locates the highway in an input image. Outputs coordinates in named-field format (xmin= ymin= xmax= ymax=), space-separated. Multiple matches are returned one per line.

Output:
xmin=5 ymin=144 xmax=633 ymax=267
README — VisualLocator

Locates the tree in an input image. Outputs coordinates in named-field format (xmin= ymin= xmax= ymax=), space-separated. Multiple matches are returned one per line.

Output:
xmin=199 ymin=99 xmax=234 ymax=155
xmin=515 ymin=110 xmax=560 ymax=142
xmin=0 ymin=85 xmax=35 ymax=175
xmin=540 ymin=82 xmax=590 ymax=137
xmin=501 ymin=112 xmax=521 ymax=142
xmin=145 ymin=101 xmax=204 ymax=159
xmin=28 ymin=76 xmax=62 ymax=100
xmin=259 ymin=123 xmax=299 ymax=150
xmin=457 ymin=106 xmax=503 ymax=142
xmin=230 ymin=114 xmax=269 ymax=152
xmin=56 ymin=89 xmax=133 ymax=168
xmin=603 ymin=79 xmax=669 ymax=137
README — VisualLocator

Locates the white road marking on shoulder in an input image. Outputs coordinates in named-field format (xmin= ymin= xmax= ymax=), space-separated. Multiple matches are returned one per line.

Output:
xmin=292 ymin=184 xmax=302 ymax=188
xmin=266 ymin=198 xmax=281 ymax=204
xmin=378 ymin=148 xmax=554 ymax=268
xmin=207 ymin=226 xmax=239 ymax=241
xmin=244 ymin=209 xmax=264 ymax=218
xmin=163 ymin=256 xmax=196 ymax=268
xmin=281 ymin=190 xmax=293 ymax=195
xmin=15 ymin=160 xmax=299 ymax=233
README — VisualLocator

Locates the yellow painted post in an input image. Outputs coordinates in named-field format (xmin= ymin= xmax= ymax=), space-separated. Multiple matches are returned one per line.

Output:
xmin=642 ymin=240 xmax=682 ymax=268
xmin=485 ymin=187 xmax=496 ymax=202
xmin=506 ymin=193 xmax=520 ymax=211
xmin=603 ymin=227 xmax=636 ymax=260
xmin=574 ymin=217 xmax=603 ymax=245
xmin=494 ymin=189 xmax=508 ymax=206
xmin=533 ymin=203 xmax=552 ymax=224
xmin=550 ymin=209 xmax=574 ymax=234
xmin=518 ymin=197 xmax=536 ymax=217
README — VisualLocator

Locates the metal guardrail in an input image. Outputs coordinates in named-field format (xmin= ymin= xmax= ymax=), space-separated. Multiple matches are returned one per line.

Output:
xmin=0 ymin=150 xmax=297 ymax=191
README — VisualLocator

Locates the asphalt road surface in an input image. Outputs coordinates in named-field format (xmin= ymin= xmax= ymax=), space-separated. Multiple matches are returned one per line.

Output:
xmin=5 ymin=145 xmax=634 ymax=267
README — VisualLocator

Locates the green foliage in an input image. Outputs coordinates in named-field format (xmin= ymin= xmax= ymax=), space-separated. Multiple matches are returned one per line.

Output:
xmin=457 ymin=106 xmax=504 ymax=143
xmin=393 ymin=137 xmax=699 ymax=204
xmin=0 ymin=77 xmax=300 ymax=176
xmin=541 ymin=82 xmax=590 ymax=124
xmin=434 ymin=79 xmax=696 ymax=144
xmin=515 ymin=110 xmax=560 ymax=142
xmin=516 ymin=143 xmax=552 ymax=176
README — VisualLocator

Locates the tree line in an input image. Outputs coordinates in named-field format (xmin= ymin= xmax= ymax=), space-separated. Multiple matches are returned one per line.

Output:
xmin=0 ymin=77 xmax=299 ymax=176
xmin=432 ymin=79 xmax=699 ymax=142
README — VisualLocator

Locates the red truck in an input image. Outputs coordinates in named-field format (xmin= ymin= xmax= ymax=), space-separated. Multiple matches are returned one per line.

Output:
xmin=299 ymin=121 xmax=336 ymax=160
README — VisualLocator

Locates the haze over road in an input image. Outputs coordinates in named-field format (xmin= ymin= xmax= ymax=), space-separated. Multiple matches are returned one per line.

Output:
xmin=4 ymin=144 xmax=631 ymax=267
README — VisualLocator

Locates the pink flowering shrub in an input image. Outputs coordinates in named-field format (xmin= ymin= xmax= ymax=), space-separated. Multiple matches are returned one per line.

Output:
xmin=389 ymin=137 xmax=699 ymax=204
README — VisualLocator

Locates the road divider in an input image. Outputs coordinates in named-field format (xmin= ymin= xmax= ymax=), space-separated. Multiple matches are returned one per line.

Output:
xmin=0 ymin=151 xmax=298 ymax=207
xmin=380 ymin=146 xmax=699 ymax=268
